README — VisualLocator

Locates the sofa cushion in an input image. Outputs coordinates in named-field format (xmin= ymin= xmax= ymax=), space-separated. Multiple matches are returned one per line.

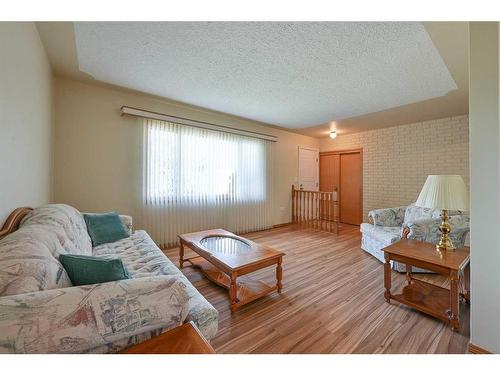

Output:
xmin=92 ymin=230 xmax=219 ymax=340
xmin=21 ymin=204 xmax=92 ymax=256
xmin=0 ymin=225 xmax=72 ymax=296
xmin=403 ymin=203 xmax=441 ymax=225
xmin=368 ymin=206 xmax=406 ymax=227
xmin=406 ymin=214 xmax=470 ymax=248
xmin=83 ymin=212 xmax=129 ymax=246
xmin=360 ymin=223 xmax=401 ymax=247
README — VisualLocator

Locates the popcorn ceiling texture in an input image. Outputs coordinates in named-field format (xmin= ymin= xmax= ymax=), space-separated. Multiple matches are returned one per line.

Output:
xmin=320 ymin=115 xmax=469 ymax=220
xmin=74 ymin=22 xmax=457 ymax=128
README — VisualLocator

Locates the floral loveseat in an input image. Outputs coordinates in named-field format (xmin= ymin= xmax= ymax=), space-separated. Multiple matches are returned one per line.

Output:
xmin=0 ymin=204 xmax=218 ymax=353
xmin=360 ymin=203 xmax=470 ymax=272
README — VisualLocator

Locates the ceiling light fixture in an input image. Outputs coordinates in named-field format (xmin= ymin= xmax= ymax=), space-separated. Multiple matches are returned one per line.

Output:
xmin=329 ymin=131 xmax=337 ymax=139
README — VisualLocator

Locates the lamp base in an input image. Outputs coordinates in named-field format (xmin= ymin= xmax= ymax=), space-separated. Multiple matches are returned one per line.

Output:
xmin=436 ymin=209 xmax=455 ymax=252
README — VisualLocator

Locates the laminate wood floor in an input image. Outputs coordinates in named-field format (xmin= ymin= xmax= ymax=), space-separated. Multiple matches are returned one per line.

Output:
xmin=164 ymin=224 xmax=470 ymax=354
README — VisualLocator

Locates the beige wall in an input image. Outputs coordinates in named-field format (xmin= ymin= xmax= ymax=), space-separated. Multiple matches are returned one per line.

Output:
xmin=468 ymin=22 xmax=500 ymax=354
xmin=53 ymin=78 xmax=319 ymax=227
xmin=320 ymin=115 xmax=469 ymax=219
xmin=0 ymin=23 xmax=54 ymax=224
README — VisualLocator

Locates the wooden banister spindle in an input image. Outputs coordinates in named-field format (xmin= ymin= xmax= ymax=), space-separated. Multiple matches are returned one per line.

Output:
xmin=332 ymin=193 xmax=336 ymax=233
xmin=313 ymin=191 xmax=317 ymax=229
xmin=313 ymin=192 xmax=316 ymax=227
xmin=322 ymin=193 xmax=325 ymax=231
xmin=299 ymin=190 xmax=302 ymax=225
xmin=307 ymin=191 xmax=311 ymax=225
xmin=319 ymin=192 xmax=322 ymax=230
xmin=303 ymin=191 xmax=306 ymax=226
xmin=316 ymin=192 xmax=319 ymax=229
xmin=317 ymin=192 xmax=320 ymax=230
xmin=328 ymin=193 xmax=331 ymax=231
xmin=333 ymin=190 xmax=340 ymax=234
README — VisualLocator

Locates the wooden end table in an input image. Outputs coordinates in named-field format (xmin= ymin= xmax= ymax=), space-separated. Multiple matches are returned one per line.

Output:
xmin=178 ymin=229 xmax=284 ymax=312
xmin=383 ymin=239 xmax=470 ymax=331
xmin=120 ymin=321 xmax=215 ymax=354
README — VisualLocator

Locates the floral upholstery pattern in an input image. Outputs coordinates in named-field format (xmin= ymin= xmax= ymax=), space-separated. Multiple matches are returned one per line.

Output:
xmin=368 ymin=206 xmax=406 ymax=227
xmin=362 ymin=203 xmax=470 ymax=273
xmin=360 ymin=224 xmax=402 ymax=246
xmin=21 ymin=204 xmax=93 ymax=256
xmin=0 ymin=225 xmax=72 ymax=297
xmin=0 ymin=276 xmax=188 ymax=353
xmin=402 ymin=204 xmax=441 ymax=226
xmin=360 ymin=224 xmax=402 ymax=266
xmin=406 ymin=215 xmax=470 ymax=248
xmin=0 ymin=204 xmax=219 ymax=353
xmin=93 ymin=230 xmax=219 ymax=340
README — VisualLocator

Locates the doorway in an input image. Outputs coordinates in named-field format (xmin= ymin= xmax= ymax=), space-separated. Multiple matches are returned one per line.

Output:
xmin=298 ymin=147 xmax=319 ymax=191
xmin=319 ymin=149 xmax=362 ymax=225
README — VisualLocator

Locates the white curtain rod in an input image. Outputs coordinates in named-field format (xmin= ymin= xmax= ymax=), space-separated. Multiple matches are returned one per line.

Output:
xmin=121 ymin=106 xmax=278 ymax=142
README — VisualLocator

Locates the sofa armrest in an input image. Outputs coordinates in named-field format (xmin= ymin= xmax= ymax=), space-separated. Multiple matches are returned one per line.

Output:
xmin=368 ymin=206 xmax=406 ymax=227
xmin=0 ymin=276 xmax=189 ymax=353
xmin=119 ymin=214 xmax=133 ymax=235
xmin=404 ymin=216 xmax=470 ymax=248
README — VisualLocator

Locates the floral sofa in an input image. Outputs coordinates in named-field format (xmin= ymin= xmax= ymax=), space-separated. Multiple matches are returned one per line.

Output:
xmin=0 ymin=204 xmax=218 ymax=353
xmin=360 ymin=203 xmax=470 ymax=272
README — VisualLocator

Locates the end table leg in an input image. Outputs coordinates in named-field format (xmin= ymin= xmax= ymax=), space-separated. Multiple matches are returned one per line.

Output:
xmin=463 ymin=263 xmax=470 ymax=303
xmin=384 ymin=255 xmax=391 ymax=303
xmin=179 ymin=241 xmax=185 ymax=269
xmin=450 ymin=271 xmax=460 ymax=331
xmin=276 ymin=257 xmax=283 ymax=293
xmin=406 ymin=264 xmax=412 ymax=285
xmin=230 ymin=274 xmax=238 ymax=313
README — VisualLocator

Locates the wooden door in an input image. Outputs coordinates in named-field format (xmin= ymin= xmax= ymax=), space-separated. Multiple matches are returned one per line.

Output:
xmin=298 ymin=147 xmax=319 ymax=191
xmin=339 ymin=152 xmax=362 ymax=225
xmin=319 ymin=153 xmax=339 ymax=192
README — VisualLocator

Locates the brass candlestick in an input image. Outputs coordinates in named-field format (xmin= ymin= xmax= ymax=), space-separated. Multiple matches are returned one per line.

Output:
xmin=437 ymin=209 xmax=455 ymax=252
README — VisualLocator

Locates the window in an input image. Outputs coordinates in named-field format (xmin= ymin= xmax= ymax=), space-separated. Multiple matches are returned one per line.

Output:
xmin=141 ymin=118 xmax=274 ymax=246
xmin=144 ymin=119 xmax=269 ymax=204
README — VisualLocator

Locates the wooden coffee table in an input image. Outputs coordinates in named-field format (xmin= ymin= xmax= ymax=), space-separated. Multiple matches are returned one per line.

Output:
xmin=178 ymin=229 xmax=284 ymax=312
xmin=383 ymin=239 xmax=470 ymax=331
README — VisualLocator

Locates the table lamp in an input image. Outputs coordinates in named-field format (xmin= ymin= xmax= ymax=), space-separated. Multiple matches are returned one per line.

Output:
xmin=415 ymin=175 xmax=469 ymax=252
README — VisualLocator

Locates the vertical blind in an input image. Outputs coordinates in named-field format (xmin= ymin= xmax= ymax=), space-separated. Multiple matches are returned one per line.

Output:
xmin=140 ymin=118 xmax=274 ymax=247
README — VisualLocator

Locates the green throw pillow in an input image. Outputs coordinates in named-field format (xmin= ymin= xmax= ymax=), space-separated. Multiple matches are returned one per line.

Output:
xmin=83 ymin=211 xmax=129 ymax=246
xmin=59 ymin=254 xmax=130 ymax=286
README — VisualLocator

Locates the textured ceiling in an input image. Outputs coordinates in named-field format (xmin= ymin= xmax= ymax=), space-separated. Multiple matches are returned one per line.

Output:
xmin=73 ymin=22 xmax=457 ymax=129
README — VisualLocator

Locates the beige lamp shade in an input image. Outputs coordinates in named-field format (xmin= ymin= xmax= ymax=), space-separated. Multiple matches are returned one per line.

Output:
xmin=416 ymin=175 xmax=469 ymax=211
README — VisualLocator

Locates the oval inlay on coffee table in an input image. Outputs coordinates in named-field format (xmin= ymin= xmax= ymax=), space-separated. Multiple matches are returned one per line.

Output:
xmin=200 ymin=235 xmax=252 ymax=255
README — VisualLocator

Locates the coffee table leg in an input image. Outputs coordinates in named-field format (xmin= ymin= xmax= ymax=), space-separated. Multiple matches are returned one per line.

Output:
xmin=450 ymin=270 xmax=460 ymax=331
xmin=179 ymin=241 xmax=185 ymax=269
xmin=384 ymin=254 xmax=391 ymax=303
xmin=276 ymin=257 xmax=283 ymax=293
xmin=230 ymin=274 xmax=238 ymax=312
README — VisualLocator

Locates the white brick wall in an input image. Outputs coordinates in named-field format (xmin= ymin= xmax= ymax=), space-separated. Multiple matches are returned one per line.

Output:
xmin=319 ymin=115 xmax=469 ymax=220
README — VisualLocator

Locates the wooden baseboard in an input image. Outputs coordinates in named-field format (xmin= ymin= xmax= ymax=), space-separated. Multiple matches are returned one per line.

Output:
xmin=272 ymin=222 xmax=293 ymax=228
xmin=469 ymin=343 xmax=492 ymax=354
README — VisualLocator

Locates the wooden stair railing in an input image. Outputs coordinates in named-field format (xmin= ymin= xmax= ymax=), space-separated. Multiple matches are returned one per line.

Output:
xmin=291 ymin=185 xmax=339 ymax=233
